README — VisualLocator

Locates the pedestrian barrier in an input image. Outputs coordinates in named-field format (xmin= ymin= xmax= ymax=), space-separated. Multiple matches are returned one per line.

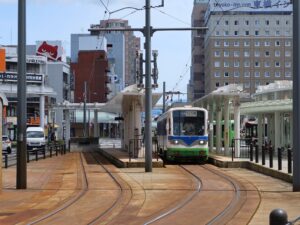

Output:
xmin=2 ymin=141 xmax=67 ymax=168
xmin=269 ymin=208 xmax=300 ymax=225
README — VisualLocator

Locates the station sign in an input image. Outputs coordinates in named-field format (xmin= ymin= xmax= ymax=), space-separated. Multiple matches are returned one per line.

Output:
xmin=0 ymin=72 xmax=43 ymax=83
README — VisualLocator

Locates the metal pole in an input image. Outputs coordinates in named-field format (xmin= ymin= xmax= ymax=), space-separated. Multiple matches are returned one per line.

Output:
xmin=16 ymin=0 xmax=27 ymax=189
xmin=145 ymin=0 xmax=152 ymax=172
xmin=293 ymin=0 xmax=300 ymax=191
xmin=163 ymin=81 xmax=166 ymax=113
xmin=83 ymin=81 xmax=87 ymax=137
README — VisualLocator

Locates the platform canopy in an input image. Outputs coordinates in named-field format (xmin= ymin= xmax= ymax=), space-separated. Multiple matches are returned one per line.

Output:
xmin=192 ymin=84 xmax=250 ymax=108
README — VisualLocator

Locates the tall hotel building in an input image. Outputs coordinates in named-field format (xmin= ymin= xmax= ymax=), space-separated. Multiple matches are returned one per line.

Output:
xmin=193 ymin=0 xmax=293 ymax=96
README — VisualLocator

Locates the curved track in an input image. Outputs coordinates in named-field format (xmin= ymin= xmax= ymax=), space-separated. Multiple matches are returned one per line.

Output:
xmin=143 ymin=164 xmax=260 ymax=225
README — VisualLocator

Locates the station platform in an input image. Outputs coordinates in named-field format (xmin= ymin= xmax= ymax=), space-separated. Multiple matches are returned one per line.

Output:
xmin=0 ymin=142 xmax=300 ymax=224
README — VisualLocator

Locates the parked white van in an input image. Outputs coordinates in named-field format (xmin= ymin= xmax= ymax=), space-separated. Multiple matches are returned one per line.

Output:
xmin=26 ymin=127 xmax=46 ymax=149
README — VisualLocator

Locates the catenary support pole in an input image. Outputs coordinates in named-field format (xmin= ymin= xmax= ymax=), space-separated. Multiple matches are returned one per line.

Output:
xmin=16 ymin=0 xmax=27 ymax=189
xmin=83 ymin=81 xmax=87 ymax=137
xmin=293 ymin=0 xmax=300 ymax=191
xmin=163 ymin=81 xmax=166 ymax=113
xmin=145 ymin=0 xmax=153 ymax=172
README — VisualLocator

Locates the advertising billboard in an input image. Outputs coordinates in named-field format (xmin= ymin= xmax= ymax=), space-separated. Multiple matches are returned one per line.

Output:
xmin=207 ymin=0 xmax=292 ymax=13
xmin=0 ymin=49 xmax=6 ymax=72
xmin=36 ymin=41 xmax=64 ymax=61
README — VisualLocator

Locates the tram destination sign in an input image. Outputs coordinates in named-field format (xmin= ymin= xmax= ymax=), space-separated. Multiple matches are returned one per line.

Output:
xmin=0 ymin=72 xmax=43 ymax=83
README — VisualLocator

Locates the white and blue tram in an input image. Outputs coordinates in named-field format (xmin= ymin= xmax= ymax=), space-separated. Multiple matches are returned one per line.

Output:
xmin=156 ymin=106 xmax=208 ymax=161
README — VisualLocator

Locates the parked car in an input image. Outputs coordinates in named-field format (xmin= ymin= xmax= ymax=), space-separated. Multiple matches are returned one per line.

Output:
xmin=2 ymin=135 xmax=12 ymax=154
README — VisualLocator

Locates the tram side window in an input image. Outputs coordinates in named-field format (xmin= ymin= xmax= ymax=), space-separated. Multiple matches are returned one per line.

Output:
xmin=157 ymin=119 xmax=167 ymax=135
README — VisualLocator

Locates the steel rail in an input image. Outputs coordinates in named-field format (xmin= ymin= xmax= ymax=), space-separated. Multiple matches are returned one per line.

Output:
xmin=27 ymin=153 xmax=89 ymax=225
xmin=143 ymin=165 xmax=202 ymax=225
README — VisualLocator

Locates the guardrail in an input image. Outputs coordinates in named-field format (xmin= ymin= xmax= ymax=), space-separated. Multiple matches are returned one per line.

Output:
xmin=2 ymin=141 xmax=67 ymax=168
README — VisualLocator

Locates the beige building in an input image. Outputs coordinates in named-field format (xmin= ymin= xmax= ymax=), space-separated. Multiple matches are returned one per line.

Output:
xmin=191 ymin=0 xmax=293 ymax=97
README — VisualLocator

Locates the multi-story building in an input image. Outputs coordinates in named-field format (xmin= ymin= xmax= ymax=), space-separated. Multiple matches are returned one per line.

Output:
xmin=71 ymin=50 xmax=109 ymax=103
xmin=189 ymin=0 xmax=208 ymax=102
xmin=89 ymin=19 xmax=141 ymax=87
xmin=193 ymin=0 xmax=293 ymax=97
xmin=0 ymin=45 xmax=60 ymax=140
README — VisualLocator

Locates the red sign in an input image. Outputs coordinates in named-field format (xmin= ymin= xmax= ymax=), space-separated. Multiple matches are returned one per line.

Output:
xmin=36 ymin=41 xmax=62 ymax=61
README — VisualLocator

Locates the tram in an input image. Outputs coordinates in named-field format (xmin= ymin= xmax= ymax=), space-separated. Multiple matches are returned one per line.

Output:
xmin=156 ymin=106 xmax=209 ymax=161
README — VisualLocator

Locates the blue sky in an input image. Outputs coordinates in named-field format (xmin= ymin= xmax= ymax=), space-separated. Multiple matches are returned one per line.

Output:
xmin=0 ymin=0 xmax=194 ymax=97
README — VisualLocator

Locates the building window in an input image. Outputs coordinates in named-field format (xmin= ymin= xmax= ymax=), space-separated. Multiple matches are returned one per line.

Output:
xmin=264 ymin=71 xmax=270 ymax=77
xmin=255 ymin=61 xmax=260 ymax=67
xmin=276 ymin=20 xmax=280 ymax=25
xmin=255 ymin=30 xmax=259 ymax=36
xmin=255 ymin=71 xmax=260 ymax=77
xmin=265 ymin=20 xmax=270 ymax=25
xmin=244 ymin=41 xmax=250 ymax=46
xmin=285 ymin=51 xmax=291 ymax=57
xmin=285 ymin=40 xmax=291 ymax=46
xmin=265 ymin=41 xmax=270 ymax=46
xmin=265 ymin=30 xmax=270 ymax=36
xmin=275 ymin=61 xmax=280 ymax=67
xmin=286 ymin=20 xmax=290 ymax=25
xmin=224 ymin=41 xmax=229 ymax=47
xmin=234 ymin=20 xmax=239 ymax=25
xmin=275 ymin=40 xmax=280 ymax=46
xmin=255 ymin=20 xmax=260 ymax=25
xmin=244 ymin=51 xmax=250 ymax=57
xmin=234 ymin=31 xmax=238 ymax=36
xmin=234 ymin=61 xmax=240 ymax=67
xmin=234 ymin=71 xmax=240 ymax=77
xmin=285 ymin=61 xmax=292 ymax=68
xmin=234 ymin=51 xmax=240 ymax=57
xmin=244 ymin=61 xmax=250 ymax=67
xmin=215 ymin=30 xmax=220 ymax=36
xmin=215 ymin=41 xmax=221 ymax=47
xmin=234 ymin=41 xmax=239 ymax=47
xmin=214 ymin=71 xmax=221 ymax=77
xmin=285 ymin=30 xmax=291 ymax=36
xmin=265 ymin=61 xmax=270 ymax=67
xmin=224 ymin=82 xmax=229 ymax=86
xmin=224 ymin=61 xmax=229 ymax=67
xmin=255 ymin=81 xmax=260 ymax=87
xmin=245 ymin=20 xmax=249 ymax=25
xmin=255 ymin=51 xmax=260 ymax=57
xmin=216 ymin=82 xmax=220 ymax=87
xmin=224 ymin=71 xmax=229 ymax=77
xmin=225 ymin=20 xmax=229 ymax=25
xmin=285 ymin=71 xmax=292 ymax=77
xmin=224 ymin=51 xmax=229 ymax=57
xmin=255 ymin=41 xmax=260 ymax=46
xmin=244 ymin=71 xmax=250 ymax=77
xmin=265 ymin=51 xmax=270 ymax=57
xmin=224 ymin=30 xmax=229 ymax=36
xmin=276 ymin=30 xmax=280 ymax=36
xmin=214 ymin=61 xmax=220 ymax=67
xmin=244 ymin=82 xmax=250 ymax=88
xmin=275 ymin=71 xmax=281 ymax=77
xmin=215 ymin=51 xmax=220 ymax=57
xmin=245 ymin=31 xmax=250 ymax=36
xmin=275 ymin=50 xmax=281 ymax=57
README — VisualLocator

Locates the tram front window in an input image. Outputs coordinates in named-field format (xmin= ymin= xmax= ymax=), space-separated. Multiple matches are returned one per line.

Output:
xmin=173 ymin=110 xmax=205 ymax=136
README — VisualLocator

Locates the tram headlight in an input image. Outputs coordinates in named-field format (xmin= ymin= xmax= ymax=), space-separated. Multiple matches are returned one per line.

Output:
xmin=199 ymin=140 xmax=206 ymax=145
xmin=172 ymin=140 xmax=179 ymax=145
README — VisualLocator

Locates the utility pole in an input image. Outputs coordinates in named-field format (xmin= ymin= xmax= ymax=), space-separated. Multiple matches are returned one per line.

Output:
xmin=162 ymin=81 xmax=166 ymax=113
xmin=293 ymin=0 xmax=300 ymax=192
xmin=89 ymin=1 xmax=207 ymax=172
xmin=16 ymin=0 xmax=27 ymax=189
xmin=144 ymin=0 xmax=152 ymax=172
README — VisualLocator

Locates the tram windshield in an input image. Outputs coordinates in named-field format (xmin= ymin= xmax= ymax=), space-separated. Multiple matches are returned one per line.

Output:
xmin=173 ymin=110 xmax=205 ymax=136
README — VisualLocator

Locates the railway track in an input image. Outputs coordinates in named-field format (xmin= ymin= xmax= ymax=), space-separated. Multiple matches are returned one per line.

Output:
xmin=143 ymin=164 xmax=260 ymax=225
xmin=26 ymin=152 xmax=142 ymax=225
